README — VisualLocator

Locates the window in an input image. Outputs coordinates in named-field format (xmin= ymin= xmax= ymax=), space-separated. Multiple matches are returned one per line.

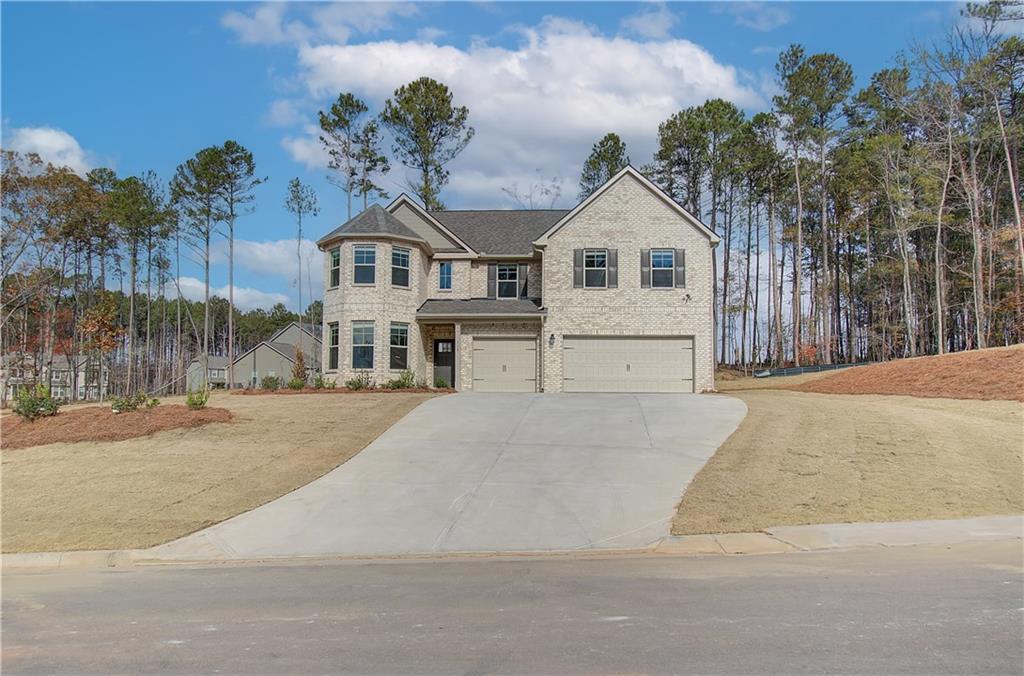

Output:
xmin=329 ymin=248 xmax=340 ymax=288
xmin=438 ymin=261 xmax=452 ymax=290
xmin=497 ymin=264 xmax=518 ymax=299
xmin=651 ymin=249 xmax=675 ymax=288
xmin=354 ymin=245 xmax=376 ymax=284
xmin=390 ymin=323 xmax=409 ymax=369
xmin=352 ymin=322 xmax=374 ymax=369
xmin=391 ymin=247 xmax=410 ymax=287
xmin=584 ymin=249 xmax=607 ymax=288
xmin=328 ymin=322 xmax=339 ymax=370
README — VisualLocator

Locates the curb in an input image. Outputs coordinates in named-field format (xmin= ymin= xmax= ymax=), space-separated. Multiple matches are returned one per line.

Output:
xmin=4 ymin=515 xmax=1021 ymax=572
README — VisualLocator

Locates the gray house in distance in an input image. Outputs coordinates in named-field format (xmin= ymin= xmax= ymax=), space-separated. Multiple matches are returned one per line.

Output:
xmin=235 ymin=322 xmax=322 ymax=387
xmin=186 ymin=355 xmax=230 ymax=391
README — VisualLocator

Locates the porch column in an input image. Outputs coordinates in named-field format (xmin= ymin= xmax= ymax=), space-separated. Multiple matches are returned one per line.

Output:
xmin=454 ymin=321 xmax=462 ymax=392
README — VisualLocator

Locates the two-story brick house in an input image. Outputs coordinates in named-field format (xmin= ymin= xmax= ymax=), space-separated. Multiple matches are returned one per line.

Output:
xmin=317 ymin=166 xmax=719 ymax=393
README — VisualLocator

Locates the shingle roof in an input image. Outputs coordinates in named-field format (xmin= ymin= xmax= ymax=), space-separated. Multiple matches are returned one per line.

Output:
xmin=428 ymin=210 xmax=568 ymax=256
xmin=189 ymin=355 xmax=230 ymax=369
xmin=317 ymin=204 xmax=425 ymax=245
xmin=299 ymin=322 xmax=323 ymax=339
xmin=417 ymin=298 xmax=545 ymax=316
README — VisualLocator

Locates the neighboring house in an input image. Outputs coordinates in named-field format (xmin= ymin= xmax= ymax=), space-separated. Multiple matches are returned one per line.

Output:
xmin=317 ymin=166 xmax=719 ymax=393
xmin=234 ymin=322 xmax=322 ymax=387
xmin=1 ymin=353 xmax=110 ymax=401
xmin=186 ymin=355 xmax=230 ymax=391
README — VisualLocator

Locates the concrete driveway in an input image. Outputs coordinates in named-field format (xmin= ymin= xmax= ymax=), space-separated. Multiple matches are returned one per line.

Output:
xmin=153 ymin=393 xmax=746 ymax=560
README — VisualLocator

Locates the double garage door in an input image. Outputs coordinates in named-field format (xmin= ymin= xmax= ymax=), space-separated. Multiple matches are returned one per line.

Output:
xmin=563 ymin=336 xmax=694 ymax=393
xmin=472 ymin=337 xmax=538 ymax=392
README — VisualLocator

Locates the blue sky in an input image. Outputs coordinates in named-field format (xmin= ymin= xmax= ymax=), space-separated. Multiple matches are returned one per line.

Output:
xmin=2 ymin=1 xmax=967 ymax=310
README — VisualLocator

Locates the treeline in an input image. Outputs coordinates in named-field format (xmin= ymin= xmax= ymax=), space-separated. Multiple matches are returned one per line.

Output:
xmin=579 ymin=2 xmax=1023 ymax=367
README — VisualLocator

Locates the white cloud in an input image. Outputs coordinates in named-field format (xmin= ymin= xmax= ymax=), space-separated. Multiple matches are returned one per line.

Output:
xmin=222 ymin=2 xmax=417 ymax=46
xmin=211 ymin=238 xmax=323 ymax=300
xmin=417 ymin=26 xmax=447 ymax=43
xmin=286 ymin=16 xmax=764 ymax=206
xmin=5 ymin=126 xmax=92 ymax=175
xmin=169 ymin=276 xmax=291 ymax=312
xmin=620 ymin=3 xmax=679 ymax=40
xmin=264 ymin=99 xmax=303 ymax=127
xmin=281 ymin=125 xmax=330 ymax=170
xmin=723 ymin=3 xmax=791 ymax=32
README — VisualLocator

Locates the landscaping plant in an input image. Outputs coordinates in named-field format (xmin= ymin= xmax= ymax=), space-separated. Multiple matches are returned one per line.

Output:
xmin=12 ymin=384 xmax=60 ymax=422
xmin=345 ymin=372 xmax=373 ymax=390
xmin=434 ymin=377 xmax=449 ymax=389
xmin=287 ymin=377 xmax=305 ymax=390
xmin=111 ymin=392 xmax=149 ymax=414
xmin=385 ymin=369 xmax=417 ymax=390
xmin=186 ymin=388 xmax=209 ymax=410
xmin=260 ymin=375 xmax=281 ymax=390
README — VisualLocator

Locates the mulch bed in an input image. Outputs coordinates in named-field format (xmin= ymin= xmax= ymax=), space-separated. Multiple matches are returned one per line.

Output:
xmin=788 ymin=344 xmax=1024 ymax=401
xmin=233 ymin=387 xmax=453 ymax=395
xmin=1 ymin=405 xmax=232 ymax=450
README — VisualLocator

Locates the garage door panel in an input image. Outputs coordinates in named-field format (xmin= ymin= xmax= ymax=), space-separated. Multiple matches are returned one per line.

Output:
xmin=563 ymin=336 xmax=693 ymax=393
xmin=473 ymin=337 xmax=538 ymax=392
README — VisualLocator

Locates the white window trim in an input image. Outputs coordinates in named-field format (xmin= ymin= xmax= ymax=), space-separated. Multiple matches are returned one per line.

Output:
xmin=329 ymin=248 xmax=341 ymax=289
xmin=584 ymin=248 xmax=608 ymax=289
xmin=391 ymin=246 xmax=411 ymax=288
xmin=389 ymin=322 xmax=409 ymax=371
xmin=438 ymin=261 xmax=452 ymax=292
xmin=353 ymin=244 xmax=376 ymax=286
xmin=496 ymin=263 xmax=519 ymax=299
xmin=651 ymin=248 xmax=675 ymax=289
xmin=352 ymin=321 xmax=375 ymax=369
xmin=327 ymin=322 xmax=340 ymax=371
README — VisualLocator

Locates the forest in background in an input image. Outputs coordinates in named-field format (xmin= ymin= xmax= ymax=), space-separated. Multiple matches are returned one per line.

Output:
xmin=2 ymin=1 xmax=1021 ymax=402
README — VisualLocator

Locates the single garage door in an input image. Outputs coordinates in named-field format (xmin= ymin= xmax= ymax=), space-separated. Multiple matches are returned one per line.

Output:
xmin=472 ymin=337 xmax=538 ymax=392
xmin=563 ymin=336 xmax=694 ymax=393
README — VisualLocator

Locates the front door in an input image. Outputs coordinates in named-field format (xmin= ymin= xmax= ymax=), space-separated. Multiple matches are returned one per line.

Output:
xmin=433 ymin=339 xmax=455 ymax=388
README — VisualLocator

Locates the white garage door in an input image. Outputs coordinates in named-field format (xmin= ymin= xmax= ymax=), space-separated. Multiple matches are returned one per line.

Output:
xmin=472 ymin=337 xmax=538 ymax=392
xmin=563 ymin=336 xmax=694 ymax=393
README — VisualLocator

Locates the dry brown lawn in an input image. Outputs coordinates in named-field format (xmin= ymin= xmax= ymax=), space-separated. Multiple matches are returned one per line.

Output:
xmin=673 ymin=390 xmax=1023 ymax=535
xmin=1 ymin=391 xmax=438 ymax=553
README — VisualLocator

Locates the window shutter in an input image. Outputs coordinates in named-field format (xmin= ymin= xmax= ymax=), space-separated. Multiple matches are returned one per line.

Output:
xmin=487 ymin=263 xmax=497 ymax=299
xmin=675 ymin=249 xmax=686 ymax=287
xmin=607 ymin=249 xmax=618 ymax=288
xmin=573 ymin=249 xmax=584 ymax=288
xmin=640 ymin=249 xmax=651 ymax=288
xmin=518 ymin=263 xmax=528 ymax=298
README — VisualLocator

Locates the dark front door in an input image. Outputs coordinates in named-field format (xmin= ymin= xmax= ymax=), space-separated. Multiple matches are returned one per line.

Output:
xmin=433 ymin=339 xmax=455 ymax=388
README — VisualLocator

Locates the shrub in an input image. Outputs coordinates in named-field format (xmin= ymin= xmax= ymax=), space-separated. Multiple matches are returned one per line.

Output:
xmin=12 ymin=385 xmax=60 ymax=422
xmin=186 ymin=388 xmax=209 ymax=410
xmin=146 ymin=397 xmax=160 ymax=408
xmin=434 ymin=377 xmax=450 ymax=389
xmin=345 ymin=372 xmax=373 ymax=390
xmin=287 ymin=377 xmax=305 ymax=390
xmin=111 ymin=392 xmax=147 ymax=414
xmin=291 ymin=349 xmax=307 ymax=384
xmin=260 ymin=375 xmax=281 ymax=390
xmin=384 ymin=369 xmax=417 ymax=390
xmin=312 ymin=374 xmax=326 ymax=390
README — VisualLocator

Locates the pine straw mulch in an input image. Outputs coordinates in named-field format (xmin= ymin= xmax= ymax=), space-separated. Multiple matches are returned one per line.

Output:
xmin=786 ymin=344 xmax=1024 ymax=401
xmin=1 ymin=405 xmax=233 ymax=450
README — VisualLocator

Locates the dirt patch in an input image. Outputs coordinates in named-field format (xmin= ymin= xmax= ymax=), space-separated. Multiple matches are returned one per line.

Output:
xmin=787 ymin=345 xmax=1024 ymax=401
xmin=234 ymin=387 xmax=453 ymax=395
xmin=716 ymin=370 xmax=834 ymax=392
xmin=673 ymin=390 xmax=1023 ymax=535
xmin=1 ymin=406 xmax=232 ymax=450
xmin=2 ymin=391 xmax=438 ymax=552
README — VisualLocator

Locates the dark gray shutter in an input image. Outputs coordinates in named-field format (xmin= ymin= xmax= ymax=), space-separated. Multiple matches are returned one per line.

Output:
xmin=487 ymin=263 xmax=497 ymax=299
xmin=607 ymin=249 xmax=618 ymax=288
xmin=518 ymin=263 xmax=528 ymax=298
xmin=640 ymin=249 xmax=651 ymax=288
xmin=675 ymin=249 xmax=686 ymax=287
xmin=573 ymin=249 xmax=584 ymax=288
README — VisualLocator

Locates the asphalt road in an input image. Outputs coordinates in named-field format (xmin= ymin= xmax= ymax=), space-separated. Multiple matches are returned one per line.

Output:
xmin=3 ymin=542 xmax=1022 ymax=675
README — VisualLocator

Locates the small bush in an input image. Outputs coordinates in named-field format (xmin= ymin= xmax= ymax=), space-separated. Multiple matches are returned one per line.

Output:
xmin=312 ymin=374 xmax=327 ymax=390
xmin=287 ymin=377 xmax=305 ymax=390
xmin=384 ymin=369 xmax=417 ymax=390
xmin=434 ymin=377 xmax=450 ymax=389
xmin=324 ymin=378 xmax=337 ymax=389
xmin=345 ymin=372 xmax=373 ymax=390
xmin=186 ymin=388 xmax=209 ymax=410
xmin=260 ymin=375 xmax=281 ymax=390
xmin=111 ymin=392 xmax=147 ymax=414
xmin=146 ymin=397 xmax=160 ymax=409
xmin=13 ymin=385 xmax=60 ymax=422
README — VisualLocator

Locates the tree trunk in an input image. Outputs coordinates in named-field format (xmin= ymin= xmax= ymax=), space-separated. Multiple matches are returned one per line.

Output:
xmin=768 ymin=182 xmax=783 ymax=366
xmin=792 ymin=140 xmax=803 ymax=366
xmin=819 ymin=138 xmax=832 ymax=364
xmin=228 ymin=217 xmax=235 ymax=390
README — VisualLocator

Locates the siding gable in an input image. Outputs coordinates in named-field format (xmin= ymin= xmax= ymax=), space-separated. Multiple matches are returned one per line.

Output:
xmin=390 ymin=203 xmax=466 ymax=252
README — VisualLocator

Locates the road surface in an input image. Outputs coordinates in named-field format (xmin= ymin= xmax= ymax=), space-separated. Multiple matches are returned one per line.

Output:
xmin=3 ymin=541 xmax=1022 ymax=674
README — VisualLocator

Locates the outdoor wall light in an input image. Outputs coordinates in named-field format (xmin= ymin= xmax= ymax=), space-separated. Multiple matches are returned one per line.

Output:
xmin=548 ymin=333 xmax=556 ymax=347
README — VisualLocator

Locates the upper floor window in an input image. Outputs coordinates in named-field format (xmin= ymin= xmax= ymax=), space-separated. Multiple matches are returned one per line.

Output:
xmin=328 ymin=322 xmax=339 ymax=370
xmin=651 ymin=249 xmax=675 ymax=288
xmin=584 ymin=249 xmax=607 ymax=288
xmin=438 ymin=261 xmax=452 ymax=290
xmin=329 ymin=248 xmax=340 ymax=288
xmin=497 ymin=264 xmax=518 ymax=299
xmin=354 ymin=245 xmax=376 ymax=285
xmin=391 ymin=247 xmax=410 ymax=287
xmin=352 ymin=321 xmax=374 ymax=369
xmin=390 ymin=323 xmax=409 ymax=369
